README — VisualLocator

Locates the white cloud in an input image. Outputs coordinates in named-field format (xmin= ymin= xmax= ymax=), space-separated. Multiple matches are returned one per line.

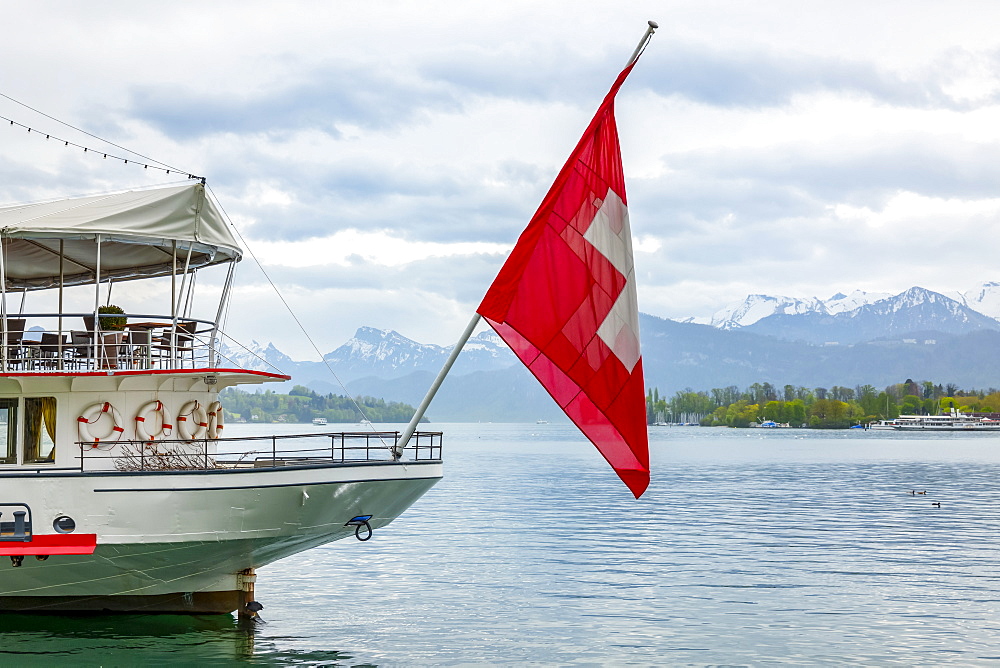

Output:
xmin=250 ymin=231 xmax=509 ymax=268
xmin=832 ymin=192 xmax=1000 ymax=229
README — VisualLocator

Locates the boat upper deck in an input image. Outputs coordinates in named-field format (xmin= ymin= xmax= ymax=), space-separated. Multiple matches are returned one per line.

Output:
xmin=0 ymin=311 xmax=274 ymax=376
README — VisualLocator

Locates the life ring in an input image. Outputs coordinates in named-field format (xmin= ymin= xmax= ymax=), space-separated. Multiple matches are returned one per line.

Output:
xmin=206 ymin=401 xmax=225 ymax=439
xmin=177 ymin=400 xmax=208 ymax=440
xmin=77 ymin=401 xmax=125 ymax=448
xmin=134 ymin=400 xmax=174 ymax=442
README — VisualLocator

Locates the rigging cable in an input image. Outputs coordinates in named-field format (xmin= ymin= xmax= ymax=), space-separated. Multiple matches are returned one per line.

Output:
xmin=0 ymin=91 xmax=203 ymax=180
xmin=206 ymin=184 xmax=392 ymax=451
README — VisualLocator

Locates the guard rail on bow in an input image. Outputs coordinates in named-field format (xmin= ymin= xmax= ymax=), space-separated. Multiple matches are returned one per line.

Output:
xmin=68 ymin=430 xmax=444 ymax=473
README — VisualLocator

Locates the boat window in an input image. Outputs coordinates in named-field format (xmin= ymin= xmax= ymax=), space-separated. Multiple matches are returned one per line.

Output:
xmin=0 ymin=399 xmax=16 ymax=464
xmin=24 ymin=397 xmax=56 ymax=463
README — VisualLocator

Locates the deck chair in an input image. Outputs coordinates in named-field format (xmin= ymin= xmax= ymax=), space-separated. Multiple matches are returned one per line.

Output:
xmin=37 ymin=332 xmax=67 ymax=369
xmin=152 ymin=321 xmax=198 ymax=367
xmin=126 ymin=328 xmax=154 ymax=369
xmin=2 ymin=318 xmax=26 ymax=367
xmin=68 ymin=331 xmax=96 ymax=370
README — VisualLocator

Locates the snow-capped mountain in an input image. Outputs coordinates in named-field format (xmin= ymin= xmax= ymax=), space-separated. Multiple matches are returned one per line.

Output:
xmin=951 ymin=281 xmax=1000 ymax=320
xmin=704 ymin=290 xmax=890 ymax=329
xmin=323 ymin=327 xmax=445 ymax=378
xmin=322 ymin=326 xmax=514 ymax=382
xmin=708 ymin=294 xmax=825 ymax=329
xmin=216 ymin=339 xmax=294 ymax=374
xmin=824 ymin=290 xmax=892 ymax=314
xmin=744 ymin=286 xmax=1000 ymax=344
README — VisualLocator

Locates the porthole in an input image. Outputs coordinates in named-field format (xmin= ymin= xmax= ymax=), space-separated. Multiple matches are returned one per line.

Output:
xmin=53 ymin=516 xmax=76 ymax=534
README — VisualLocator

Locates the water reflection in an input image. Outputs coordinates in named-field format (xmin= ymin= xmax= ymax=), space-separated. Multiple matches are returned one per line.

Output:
xmin=9 ymin=425 xmax=1000 ymax=665
xmin=0 ymin=613 xmax=356 ymax=666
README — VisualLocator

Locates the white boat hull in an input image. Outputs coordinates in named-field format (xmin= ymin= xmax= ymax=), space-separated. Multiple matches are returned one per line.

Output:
xmin=890 ymin=424 xmax=1000 ymax=431
xmin=0 ymin=460 xmax=441 ymax=612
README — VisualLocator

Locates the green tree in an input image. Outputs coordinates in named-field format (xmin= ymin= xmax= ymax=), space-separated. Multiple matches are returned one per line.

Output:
xmin=940 ymin=396 xmax=958 ymax=412
xmin=900 ymin=395 xmax=923 ymax=415
xmin=762 ymin=400 xmax=784 ymax=423
xmin=810 ymin=398 xmax=849 ymax=428
xmin=787 ymin=399 xmax=807 ymax=426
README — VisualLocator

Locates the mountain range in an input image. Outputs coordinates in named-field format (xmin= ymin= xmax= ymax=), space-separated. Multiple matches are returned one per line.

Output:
xmin=692 ymin=281 xmax=1000 ymax=330
xmin=221 ymin=282 xmax=1000 ymax=422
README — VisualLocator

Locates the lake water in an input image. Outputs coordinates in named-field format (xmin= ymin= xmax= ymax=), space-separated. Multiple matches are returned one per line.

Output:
xmin=4 ymin=424 xmax=1000 ymax=665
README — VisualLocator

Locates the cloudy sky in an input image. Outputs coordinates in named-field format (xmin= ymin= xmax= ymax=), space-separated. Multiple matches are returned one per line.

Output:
xmin=2 ymin=1 xmax=1000 ymax=358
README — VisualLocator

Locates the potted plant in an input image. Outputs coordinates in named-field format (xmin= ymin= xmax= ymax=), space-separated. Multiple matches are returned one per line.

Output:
xmin=97 ymin=304 xmax=127 ymax=331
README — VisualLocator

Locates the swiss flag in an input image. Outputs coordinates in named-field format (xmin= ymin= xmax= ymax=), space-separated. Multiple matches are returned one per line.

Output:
xmin=478 ymin=62 xmax=649 ymax=498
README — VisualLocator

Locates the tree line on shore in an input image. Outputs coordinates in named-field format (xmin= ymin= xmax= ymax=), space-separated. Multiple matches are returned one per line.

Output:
xmin=220 ymin=386 xmax=417 ymax=424
xmin=646 ymin=379 xmax=1000 ymax=429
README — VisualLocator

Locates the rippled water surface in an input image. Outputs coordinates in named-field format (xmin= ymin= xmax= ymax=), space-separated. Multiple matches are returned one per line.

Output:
xmin=5 ymin=424 xmax=1000 ymax=665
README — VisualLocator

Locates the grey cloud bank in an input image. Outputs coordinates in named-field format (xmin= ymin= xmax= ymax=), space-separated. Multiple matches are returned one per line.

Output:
xmin=1 ymin=1 xmax=1000 ymax=359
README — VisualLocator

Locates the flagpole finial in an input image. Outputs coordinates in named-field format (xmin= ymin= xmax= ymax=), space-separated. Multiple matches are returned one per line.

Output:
xmin=626 ymin=20 xmax=658 ymax=67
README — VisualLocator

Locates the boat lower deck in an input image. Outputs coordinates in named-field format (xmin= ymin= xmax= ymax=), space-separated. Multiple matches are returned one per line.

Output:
xmin=0 ymin=457 xmax=442 ymax=613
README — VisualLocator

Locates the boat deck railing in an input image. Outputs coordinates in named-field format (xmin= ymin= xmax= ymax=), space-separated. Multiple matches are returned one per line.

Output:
xmin=0 ymin=312 xmax=283 ymax=374
xmin=67 ymin=430 xmax=443 ymax=473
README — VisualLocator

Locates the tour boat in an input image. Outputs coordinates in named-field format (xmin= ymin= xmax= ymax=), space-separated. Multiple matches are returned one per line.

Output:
xmin=870 ymin=410 xmax=1000 ymax=431
xmin=0 ymin=182 xmax=442 ymax=614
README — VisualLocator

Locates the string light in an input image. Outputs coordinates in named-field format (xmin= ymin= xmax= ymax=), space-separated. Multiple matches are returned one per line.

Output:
xmin=0 ymin=112 xmax=204 ymax=182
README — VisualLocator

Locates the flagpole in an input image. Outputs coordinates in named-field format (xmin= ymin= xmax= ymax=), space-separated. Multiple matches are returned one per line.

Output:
xmin=393 ymin=20 xmax=657 ymax=461
xmin=394 ymin=312 xmax=481 ymax=458
xmin=626 ymin=20 xmax=658 ymax=67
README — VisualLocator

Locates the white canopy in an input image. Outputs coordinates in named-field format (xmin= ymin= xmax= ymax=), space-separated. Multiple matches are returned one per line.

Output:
xmin=0 ymin=182 xmax=242 ymax=290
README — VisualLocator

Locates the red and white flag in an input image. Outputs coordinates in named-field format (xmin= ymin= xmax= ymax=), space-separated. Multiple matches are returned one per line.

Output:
xmin=477 ymin=62 xmax=649 ymax=498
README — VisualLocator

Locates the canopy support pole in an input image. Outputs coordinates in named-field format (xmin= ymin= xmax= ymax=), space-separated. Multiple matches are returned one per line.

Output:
xmin=170 ymin=241 xmax=177 ymax=364
xmin=0 ymin=235 xmax=8 ymax=373
xmin=93 ymin=234 xmax=102 ymax=341
xmin=177 ymin=245 xmax=194 ymax=317
xmin=394 ymin=312 xmax=482 ymax=458
xmin=209 ymin=262 xmax=235 ymax=368
xmin=58 ymin=240 xmax=64 ymax=369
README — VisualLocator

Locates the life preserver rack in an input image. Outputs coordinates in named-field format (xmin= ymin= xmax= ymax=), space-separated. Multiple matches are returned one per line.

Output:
xmin=207 ymin=401 xmax=225 ymax=439
xmin=177 ymin=400 xmax=209 ymax=441
xmin=77 ymin=402 xmax=125 ymax=448
xmin=134 ymin=400 xmax=173 ymax=442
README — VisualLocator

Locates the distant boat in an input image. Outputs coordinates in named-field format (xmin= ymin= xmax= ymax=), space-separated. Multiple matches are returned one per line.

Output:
xmin=870 ymin=410 xmax=1000 ymax=431
xmin=312 ymin=417 xmax=327 ymax=426
xmin=757 ymin=420 xmax=790 ymax=428
xmin=536 ymin=419 xmax=548 ymax=425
